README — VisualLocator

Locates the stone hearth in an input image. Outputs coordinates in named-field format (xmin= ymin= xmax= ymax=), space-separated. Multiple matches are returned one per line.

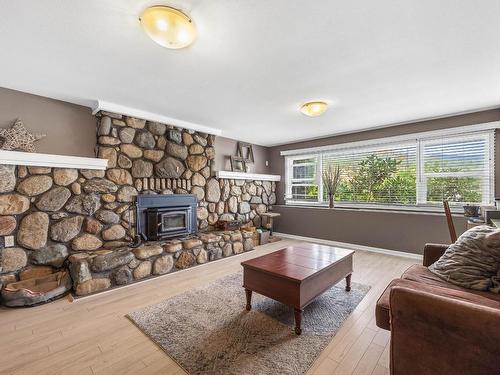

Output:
xmin=0 ymin=111 xmax=276 ymax=299
xmin=69 ymin=230 xmax=254 ymax=296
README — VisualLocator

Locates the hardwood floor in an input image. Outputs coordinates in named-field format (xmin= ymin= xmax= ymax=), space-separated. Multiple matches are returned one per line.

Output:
xmin=0 ymin=238 xmax=416 ymax=375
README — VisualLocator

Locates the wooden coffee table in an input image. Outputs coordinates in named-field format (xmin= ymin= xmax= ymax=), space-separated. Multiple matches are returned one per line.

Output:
xmin=241 ymin=242 xmax=354 ymax=335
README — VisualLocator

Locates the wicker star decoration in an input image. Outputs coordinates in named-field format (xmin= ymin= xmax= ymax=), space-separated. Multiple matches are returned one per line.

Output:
xmin=0 ymin=119 xmax=46 ymax=153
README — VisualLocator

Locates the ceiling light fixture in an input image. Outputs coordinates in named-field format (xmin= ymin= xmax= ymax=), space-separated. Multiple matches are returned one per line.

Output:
xmin=300 ymin=101 xmax=328 ymax=117
xmin=139 ymin=6 xmax=196 ymax=49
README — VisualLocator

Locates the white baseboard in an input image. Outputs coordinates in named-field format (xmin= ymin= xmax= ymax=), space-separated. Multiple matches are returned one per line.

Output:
xmin=274 ymin=232 xmax=423 ymax=261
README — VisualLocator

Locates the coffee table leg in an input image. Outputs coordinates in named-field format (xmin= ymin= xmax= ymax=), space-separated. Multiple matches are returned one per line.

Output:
xmin=245 ymin=289 xmax=252 ymax=311
xmin=345 ymin=274 xmax=352 ymax=292
xmin=294 ymin=308 xmax=302 ymax=335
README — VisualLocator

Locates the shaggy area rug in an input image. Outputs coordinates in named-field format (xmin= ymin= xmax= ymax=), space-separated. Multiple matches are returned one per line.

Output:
xmin=127 ymin=273 xmax=370 ymax=375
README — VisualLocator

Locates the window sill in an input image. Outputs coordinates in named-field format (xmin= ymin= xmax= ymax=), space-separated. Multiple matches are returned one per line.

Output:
xmin=279 ymin=202 xmax=468 ymax=216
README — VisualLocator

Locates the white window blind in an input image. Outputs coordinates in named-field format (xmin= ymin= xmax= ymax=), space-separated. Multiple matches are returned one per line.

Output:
xmin=322 ymin=142 xmax=417 ymax=205
xmin=419 ymin=133 xmax=493 ymax=205
xmin=285 ymin=128 xmax=495 ymax=209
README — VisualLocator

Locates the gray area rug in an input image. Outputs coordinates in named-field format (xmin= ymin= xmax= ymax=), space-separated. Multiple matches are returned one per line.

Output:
xmin=127 ymin=273 xmax=370 ymax=375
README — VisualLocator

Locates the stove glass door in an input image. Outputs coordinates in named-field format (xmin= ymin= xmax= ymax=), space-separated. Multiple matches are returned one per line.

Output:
xmin=161 ymin=211 xmax=187 ymax=233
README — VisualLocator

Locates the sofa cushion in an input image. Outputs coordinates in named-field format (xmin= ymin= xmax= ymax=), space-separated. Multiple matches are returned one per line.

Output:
xmin=401 ymin=264 xmax=462 ymax=289
xmin=429 ymin=225 xmax=500 ymax=292
xmin=403 ymin=264 xmax=500 ymax=303
xmin=403 ymin=264 xmax=465 ymax=290
xmin=376 ymin=267 xmax=500 ymax=331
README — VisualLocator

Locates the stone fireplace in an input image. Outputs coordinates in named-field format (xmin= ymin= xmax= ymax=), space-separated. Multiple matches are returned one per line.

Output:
xmin=0 ymin=111 xmax=278 ymax=299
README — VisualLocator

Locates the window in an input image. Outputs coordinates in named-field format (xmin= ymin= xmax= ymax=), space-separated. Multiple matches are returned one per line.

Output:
xmin=284 ymin=127 xmax=495 ymax=210
xmin=420 ymin=134 xmax=493 ymax=205
xmin=287 ymin=155 xmax=319 ymax=201
xmin=323 ymin=142 xmax=417 ymax=205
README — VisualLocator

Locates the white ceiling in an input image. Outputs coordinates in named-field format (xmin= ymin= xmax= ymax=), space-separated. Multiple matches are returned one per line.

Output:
xmin=1 ymin=0 xmax=500 ymax=146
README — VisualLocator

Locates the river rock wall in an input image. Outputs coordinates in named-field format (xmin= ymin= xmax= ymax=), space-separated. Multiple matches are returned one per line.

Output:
xmin=0 ymin=112 xmax=276 ymax=297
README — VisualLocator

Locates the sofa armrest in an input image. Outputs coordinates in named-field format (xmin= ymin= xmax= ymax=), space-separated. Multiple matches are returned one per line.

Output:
xmin=389 ymin=286 xmax=500 ymax=375
xmin=422 ymin=243 xmax=448 ymax=266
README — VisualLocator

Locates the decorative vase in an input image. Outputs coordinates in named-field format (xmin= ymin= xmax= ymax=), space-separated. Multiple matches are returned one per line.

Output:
xmin=328 ymin=195 xmax=334 ymax=208
xmin=463 ymin=204 xmax=480 ymax=217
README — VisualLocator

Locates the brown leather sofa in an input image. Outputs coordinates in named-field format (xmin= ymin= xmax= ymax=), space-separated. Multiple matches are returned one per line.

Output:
xmin=376 ymin=243 xmax=500 ymax=375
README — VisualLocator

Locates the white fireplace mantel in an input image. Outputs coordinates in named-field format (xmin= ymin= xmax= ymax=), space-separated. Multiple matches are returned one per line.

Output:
xmin=213 ymin=170 xmax=281 ymax=181
xmin=0 ymin=150 xmax=108 ymax=170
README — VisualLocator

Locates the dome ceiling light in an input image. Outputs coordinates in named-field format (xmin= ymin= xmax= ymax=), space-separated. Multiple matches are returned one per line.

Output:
xmin=139 ymin=6 xmax=196 ymax=49
xmin=300 ymin=101 xmax=328 ymax=117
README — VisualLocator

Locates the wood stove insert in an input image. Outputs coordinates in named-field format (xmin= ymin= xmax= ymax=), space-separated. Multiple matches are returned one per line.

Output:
xmin=134 ymin=194 xmax=198 ymax=242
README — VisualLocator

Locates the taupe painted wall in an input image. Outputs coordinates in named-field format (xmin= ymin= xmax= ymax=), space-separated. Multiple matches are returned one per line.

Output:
xmin=0 ymin=87 xmax=270 ymax=173
xmin=269 ymin=109 xmax=500 ymax=254
xmin=0 ymin=87 xmax=97 ymax=157
xmin=272 ymin=206 xmax=467 ymax=254
xmin=214 ymin=136 xmax=269 ymax=174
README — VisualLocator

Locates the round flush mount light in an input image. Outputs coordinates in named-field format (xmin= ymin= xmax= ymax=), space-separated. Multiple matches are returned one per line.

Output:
xmin=300 ymin=101 xmax=328 ymax=117
xmin=139 ymin=6 xmax=196 ymax=49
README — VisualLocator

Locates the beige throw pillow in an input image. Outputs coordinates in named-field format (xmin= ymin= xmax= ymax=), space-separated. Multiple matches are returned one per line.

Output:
xmin=429 ymin=225 xmax=500 ymax=292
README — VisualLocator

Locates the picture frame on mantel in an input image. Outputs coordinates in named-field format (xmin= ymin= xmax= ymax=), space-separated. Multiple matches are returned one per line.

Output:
xmin=237 ymin=142 xmax=254 ymax=164
xmin=230 ymin=156 xmax=246 ymax=172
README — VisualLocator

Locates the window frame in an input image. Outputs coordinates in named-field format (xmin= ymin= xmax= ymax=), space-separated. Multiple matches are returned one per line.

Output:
xmin=284 ymin=125 xmax=497 ymax=211
xmin=285 ymin=154 xmax=321 ymax=203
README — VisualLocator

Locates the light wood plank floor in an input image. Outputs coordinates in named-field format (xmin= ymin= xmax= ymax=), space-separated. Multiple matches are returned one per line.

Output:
xmin=0 ymin=238 xmax=417 ymax=375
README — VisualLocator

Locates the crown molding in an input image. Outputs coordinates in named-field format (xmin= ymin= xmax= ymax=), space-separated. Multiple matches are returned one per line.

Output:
xmin=92 ymin=100 xmax=222 ymax=136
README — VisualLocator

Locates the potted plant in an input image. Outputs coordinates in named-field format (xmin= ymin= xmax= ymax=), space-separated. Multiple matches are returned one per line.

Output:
xmin=323 ymin=165 xmax=341 ymax=208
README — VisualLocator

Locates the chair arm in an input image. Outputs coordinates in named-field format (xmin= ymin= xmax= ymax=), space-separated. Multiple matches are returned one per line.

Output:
xmin=422 ymin=243 xmax=448 ymax=266
xmin=389 ymin=286 xmax=500 ymax=375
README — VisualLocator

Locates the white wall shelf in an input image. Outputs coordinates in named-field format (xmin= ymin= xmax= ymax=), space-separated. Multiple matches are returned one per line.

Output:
xmin=0 ymin=150 xmax=108 ymax=170
xmin=214 ymin=170 xmax=281 ymax=181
